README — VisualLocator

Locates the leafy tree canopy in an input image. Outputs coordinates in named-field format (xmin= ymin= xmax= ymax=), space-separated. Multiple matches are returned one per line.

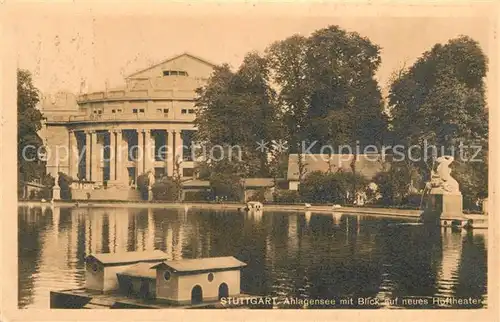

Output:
xmin=18 ymin=69 xmax=45 ymax=184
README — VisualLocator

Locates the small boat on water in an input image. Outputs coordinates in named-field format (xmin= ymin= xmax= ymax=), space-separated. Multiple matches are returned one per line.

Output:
xmin=244 ymin=201 xmax=263 ymax=212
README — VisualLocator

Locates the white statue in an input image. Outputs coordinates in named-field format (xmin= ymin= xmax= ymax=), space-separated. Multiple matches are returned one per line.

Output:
xmin=147 ymin=170 xmax=155 ymax=188
xmin=427 ymin=156 xmax=460 ymax=194
xmin=54 ymin=171 xmax=60 ymax=187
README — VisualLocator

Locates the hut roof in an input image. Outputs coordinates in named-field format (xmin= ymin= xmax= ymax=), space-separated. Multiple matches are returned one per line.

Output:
xmin=116 ymin=262 xmax=157 ymax=279
xmin=151 ymin=256 xmax=247 ymax=273
xmin=86 ymin=250 xmax=168 ymax=266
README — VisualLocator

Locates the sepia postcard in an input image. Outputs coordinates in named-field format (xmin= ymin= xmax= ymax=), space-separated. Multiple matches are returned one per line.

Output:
xmin=0 ymin=1 xmax=498 ymax=321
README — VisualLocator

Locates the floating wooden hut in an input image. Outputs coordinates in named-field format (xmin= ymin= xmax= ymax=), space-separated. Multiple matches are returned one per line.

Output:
xmin=51 ymin=251 xmax=261 ymax=309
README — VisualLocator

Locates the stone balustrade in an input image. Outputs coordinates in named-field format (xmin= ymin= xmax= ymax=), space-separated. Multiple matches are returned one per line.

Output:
xmin=46 ymin=112 xmax=196 ymax=124
xmin=77 ymin=87 xmax=196 ymax=103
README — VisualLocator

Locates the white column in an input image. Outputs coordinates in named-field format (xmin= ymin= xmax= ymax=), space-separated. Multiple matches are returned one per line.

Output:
xmin=116 ymin=130 xmax=126 ymax=184
xmin=85 ymin=131 xmax=91 ymax=181
xmin=137 ymin=129 xmax=145 ymax=176
xmin=68 ymin=130 xmax=78 ymax=178
xmin=150 ymin=130 xmax=156 ymax=171
xmin=174 ymin=130 xmax=183 ymax=177
xmin=144 ymin=129 xmax=154 ymax=173
xmin=109 ymin=131 xmax=116 ymax=181
xmin=166 ymin=130 xmax=174 ymax=177
xmin=90 ymin=130 xmax=99 ymax=182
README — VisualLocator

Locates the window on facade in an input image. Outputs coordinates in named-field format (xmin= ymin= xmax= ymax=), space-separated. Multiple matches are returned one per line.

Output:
xmin=181 ymin=109 xmax=187 ymax=114
xmin=154 ymin=167 xmax=165 ymax=179
xmin=98 ymin=110 xmax=103 ymax=114
xmin=188 ymin=109 xmax=195 ymax=114
xmin=133 ymin=109 xmax=138 ymax=113
xmin=156 ymin=108 xmax=162 ymax=113
xmin=207 ymin=273 xmax=214 ymax=282
xmin=139 ymin=109 xmax=145 ymax=113
xmin=93 ymin=110 xmax=98 ymax=114
xmin=117 ymin=109 xmax=123 ymax=113
xmin=163 ymin=108 xmax=169 ymax=113
xmin=112 ymin=109 xmax=116 ymax=113
xmin=183 ymin=168 xmax=194 ymax=177
xmin=163 ymin=70 xmax=189 ymax=77
xmin=164 ymin=270 xmax=171 ymax=281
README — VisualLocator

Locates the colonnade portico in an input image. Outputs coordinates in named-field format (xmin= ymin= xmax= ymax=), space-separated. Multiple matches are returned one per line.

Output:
xmin=68 ymin=127 xmax=193 ymax=185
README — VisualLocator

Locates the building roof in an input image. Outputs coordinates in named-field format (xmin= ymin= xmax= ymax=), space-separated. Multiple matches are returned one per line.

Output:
xmin=287 ymin=153 xmax=386 ymax=181
xmin=182 ymin=178 xmax=277 ymax=189
xmin=86 ymin=250 xmax=168 ymax=266
xmin=116 ymin=262 xmax=157 ymax=279
xmin=126 ymin=52 xmax=217 ymax=79
xmin=243 ymin=178 xmax=275 ymax=188
xmin=151 ymin=256 xmax=247 ymax=273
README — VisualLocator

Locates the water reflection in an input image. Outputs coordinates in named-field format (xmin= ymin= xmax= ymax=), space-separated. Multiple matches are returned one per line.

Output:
xmin=18 ymin=206 xmax=487 ymax=309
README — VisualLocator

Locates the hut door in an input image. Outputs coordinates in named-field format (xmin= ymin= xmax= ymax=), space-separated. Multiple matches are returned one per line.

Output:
xmin=218 ymin=283 xmax=229 ymax=300
xmin=191 ymin=285 xmax=203 ymax=304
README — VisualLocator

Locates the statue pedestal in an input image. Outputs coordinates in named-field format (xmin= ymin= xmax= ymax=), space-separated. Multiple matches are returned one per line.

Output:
xmin=148 ymin=187 xmax=153 ymax=201
xmin=421 ymin=192 xmax=464 ymax=224
xmin=52 ymin=186 xmax=61 ymax=200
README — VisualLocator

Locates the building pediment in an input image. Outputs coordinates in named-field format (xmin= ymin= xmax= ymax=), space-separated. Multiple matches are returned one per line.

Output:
xmin=126 ymin=52 xmax=216 ymax=81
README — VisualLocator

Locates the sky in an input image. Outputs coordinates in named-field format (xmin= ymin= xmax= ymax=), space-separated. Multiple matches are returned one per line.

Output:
xmin=9 ymin=3 xmax=495 ymax=103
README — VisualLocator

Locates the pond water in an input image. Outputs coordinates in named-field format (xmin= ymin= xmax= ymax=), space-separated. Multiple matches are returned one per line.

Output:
xmin=18 ymin=206 xmax=487 ymax=309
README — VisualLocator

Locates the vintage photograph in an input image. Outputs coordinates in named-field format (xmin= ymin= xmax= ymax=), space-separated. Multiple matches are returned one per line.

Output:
xmin=4 ymin=2 xmax=495 ymax=316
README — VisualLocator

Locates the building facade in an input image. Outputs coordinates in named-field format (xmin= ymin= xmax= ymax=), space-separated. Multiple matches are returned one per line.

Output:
xmin=39 ymin=53 xmax=215 ymax=190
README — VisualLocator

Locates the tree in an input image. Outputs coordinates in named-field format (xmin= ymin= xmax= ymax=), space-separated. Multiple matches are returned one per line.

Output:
xmin=268 ymin=144 xmax=288 ymax=187
xmin=195 ymin=53 xmax=280 ymax=181
xmin=208 ymin=160 xmax=244 ymax=202
xmin=388 ymin=36 xmax=488 ymax=206
xmin=266 ymin=35 xmax=310 ymax=154
xmin=172 ymin=155 xmax=183 ymax=201
xmin=196 ymin=25 xmax=388 ymax=196
xmin=267 ymin=27 xmax=388 ymax=196
xmin=304 ymin=26 xmax=388 ymax=150
xmin=195 ymin=64 xmax=238 ymax=147
xmin=231 ymin=52 xmax=280 ymax=177
xmin=18 ymin=70 xmax=45 ymax=188
xmin=152 ymin=177 xmax=180 ymax=201
xmin=136 ymin=173 xmax=149 ymax=200
xmin=57 ymin=172 xmax=74 ymax=200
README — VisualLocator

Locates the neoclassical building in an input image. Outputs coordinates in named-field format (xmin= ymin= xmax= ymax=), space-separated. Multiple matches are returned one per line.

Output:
xmin=39 ymin=53 xmax=215 ymax=196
